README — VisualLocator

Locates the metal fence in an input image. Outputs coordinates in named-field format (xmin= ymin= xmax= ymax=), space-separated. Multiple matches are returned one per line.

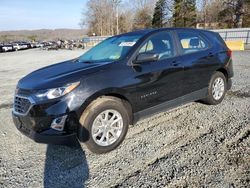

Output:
xmin=82 ymin=36 xmax=110 ymax=48
xmin=212 ymin=28 xmax=250 ymax=44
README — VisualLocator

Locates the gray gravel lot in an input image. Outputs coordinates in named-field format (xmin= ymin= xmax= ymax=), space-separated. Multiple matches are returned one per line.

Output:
xmin=0 ymin=49 xmax=249 ymax=188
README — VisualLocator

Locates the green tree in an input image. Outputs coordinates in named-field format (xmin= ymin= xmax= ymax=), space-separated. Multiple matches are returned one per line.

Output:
xmin=173 ymin=0 xmax=196 ymax=27
xmin=218 ymin=0 xmax=246 ymax=28
xmin=173 ymin=0 xmax=182 ymax=27
xmin=152 ymin=0 xmax=166 ymax=28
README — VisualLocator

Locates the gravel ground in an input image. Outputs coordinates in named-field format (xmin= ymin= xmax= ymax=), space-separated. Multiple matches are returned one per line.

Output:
xmin=0 ymin=49 xmax=249 ymax=188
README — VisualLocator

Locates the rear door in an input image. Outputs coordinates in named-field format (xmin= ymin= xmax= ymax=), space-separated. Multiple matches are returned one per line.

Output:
xmin=133 ymin=31 xmax=184 ymax=111
xmin=175 ymin=31 xmax=218 ymax=95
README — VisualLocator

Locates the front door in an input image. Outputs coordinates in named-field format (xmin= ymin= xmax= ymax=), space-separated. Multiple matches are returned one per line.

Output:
xmin=132 ymin=31 xmax=184 ymax=111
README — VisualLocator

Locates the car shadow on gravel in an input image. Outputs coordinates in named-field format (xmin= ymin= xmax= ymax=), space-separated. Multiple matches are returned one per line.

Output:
xmin=44 ymin=142 xmax=89 ymax=188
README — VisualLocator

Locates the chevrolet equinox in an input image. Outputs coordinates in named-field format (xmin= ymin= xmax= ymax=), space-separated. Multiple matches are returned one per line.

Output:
xmin=12 ymin=28 xmax=233 ymax=153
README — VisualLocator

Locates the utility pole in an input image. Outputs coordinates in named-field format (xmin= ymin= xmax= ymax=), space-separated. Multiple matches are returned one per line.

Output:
xmin=203 ymin=0 xmax=208 ymax=29
xmin=113 ymin=0 xmax=121 ymax=35
xmin=116 ymin=4 xmax=119 ymax=35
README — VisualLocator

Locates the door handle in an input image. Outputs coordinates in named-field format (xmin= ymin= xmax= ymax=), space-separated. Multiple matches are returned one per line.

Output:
xmin=208 ymin=52 xmax=214 ymax=57
xmin=171 ymin=61 xmax=181 ymax=66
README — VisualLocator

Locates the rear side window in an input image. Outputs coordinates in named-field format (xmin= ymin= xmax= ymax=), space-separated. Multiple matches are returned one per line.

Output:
xmin=177 ymin=32 xmax=209 ymax=54
xmin=138 ymin=32 xmax=175 ymax=60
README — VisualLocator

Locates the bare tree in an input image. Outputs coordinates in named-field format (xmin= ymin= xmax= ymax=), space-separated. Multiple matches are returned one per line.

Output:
xmin=197 ymin=0 xmax=224 ymax=28
xmin=129 ymin=0 xmax=157 ymax=14
xmin=81 ymin=0 xmax=123 ymax=36
xmin=81 ymin=0 xmax=250 ymax=35
xmin=197 ymin=0 xmax=248 ymax=28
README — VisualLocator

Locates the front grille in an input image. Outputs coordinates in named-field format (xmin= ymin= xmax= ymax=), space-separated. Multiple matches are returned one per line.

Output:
xmin=14 ymin=96 xmax=32 ymax=115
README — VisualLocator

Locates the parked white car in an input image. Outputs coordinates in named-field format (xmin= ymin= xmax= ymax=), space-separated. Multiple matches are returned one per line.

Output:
xmin=2 ymin=44 xmax=14 ymax=52
xmin=12 ymin=42 xmax=29 ymax=51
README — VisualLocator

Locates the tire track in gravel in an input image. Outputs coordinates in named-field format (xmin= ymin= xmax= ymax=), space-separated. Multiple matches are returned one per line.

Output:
xmin=111 ymin=96 xmax=250 ymax=188
xmin=126 ymin=103 xmax=195 ymax=139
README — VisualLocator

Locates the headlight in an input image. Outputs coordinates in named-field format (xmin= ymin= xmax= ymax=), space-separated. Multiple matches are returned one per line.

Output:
xmin=35 ymin=81 xmax=80 ymax=100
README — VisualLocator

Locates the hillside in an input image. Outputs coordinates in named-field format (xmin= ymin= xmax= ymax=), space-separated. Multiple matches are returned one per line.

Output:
xmin=0 ymin=29 xmax=87 ymax=42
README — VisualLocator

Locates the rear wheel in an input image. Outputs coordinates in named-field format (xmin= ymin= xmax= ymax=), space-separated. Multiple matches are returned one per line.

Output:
xmin=79 ymin=96 xmax=131 ymax=154
xmin=202 ymin=71 xmax=227 ymax=105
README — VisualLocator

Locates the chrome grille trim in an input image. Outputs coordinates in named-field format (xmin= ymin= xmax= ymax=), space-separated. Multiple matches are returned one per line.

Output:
xmin=13 ymin=95 xmax=34 ymax=116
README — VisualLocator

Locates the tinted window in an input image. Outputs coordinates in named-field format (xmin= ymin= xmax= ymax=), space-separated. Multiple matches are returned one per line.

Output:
xmin=177 ymin=32 xmax=209 ymax=54
xmin=138 ymin=32 xmax=174 ymax=60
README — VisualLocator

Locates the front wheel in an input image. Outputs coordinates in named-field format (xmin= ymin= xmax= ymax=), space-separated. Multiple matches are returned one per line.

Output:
xmin=79 ymin=96 xmax=131 ymax=154
xmin=202 ymin=71 xmax=227 ymax=105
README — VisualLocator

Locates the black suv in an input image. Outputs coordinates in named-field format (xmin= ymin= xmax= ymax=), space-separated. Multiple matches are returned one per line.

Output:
xmin=12 ymin=28 xmax=233 ymax=153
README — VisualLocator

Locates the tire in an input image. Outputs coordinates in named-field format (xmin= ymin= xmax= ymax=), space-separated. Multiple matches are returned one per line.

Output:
xmin=79 ymin=96 xmax=131 ymax=154
xmin=202 ymin=71 xmax=227 ymax=105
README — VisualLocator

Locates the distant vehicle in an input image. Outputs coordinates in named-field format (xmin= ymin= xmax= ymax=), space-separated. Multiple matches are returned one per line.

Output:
xmin=12 ymin=42 xmax=25 ymax=51
xmin=36 ymin=42 xmax=44 ymax=48
xmin=23 ymin=41 xmax=31 ymax=49
xmin=12 ymin=28 xmax=233 ymax=154
xmin=0 ymin=44 xmax=3 ymax=52
xmin=38 ymin=42 xmax=50 ymax=49
xmin=31 ymin=42 xmax=38 ymax=48
xmin=1 ymin=43 xmax=14 ymax=52
xmin=12 ymin=41 xmax=31 ymax=51
xmin=40 ymin=41 xmax=59 ymax=50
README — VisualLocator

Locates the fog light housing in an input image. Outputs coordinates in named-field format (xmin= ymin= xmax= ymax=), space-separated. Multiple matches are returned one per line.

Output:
xmin=51 ymin=115 xmax=67 ymax=131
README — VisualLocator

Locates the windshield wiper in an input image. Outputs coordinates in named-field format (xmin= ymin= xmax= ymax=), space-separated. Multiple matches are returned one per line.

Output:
xmin=72 ymin=57 xmax=80 ymax=63
xmin=82 ymin=61 xmax=93 ymax=64
xmin=73 ymin=58 xmax=92 ymax=64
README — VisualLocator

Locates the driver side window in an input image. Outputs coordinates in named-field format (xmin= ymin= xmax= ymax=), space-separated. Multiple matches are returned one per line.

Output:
xmin=139 ymin=40 xmax=153 ymax=53
xmin=138 ymin=32 xmax=174 ymax=60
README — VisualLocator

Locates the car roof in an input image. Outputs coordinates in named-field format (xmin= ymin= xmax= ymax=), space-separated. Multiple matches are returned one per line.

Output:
xmin=115 ymin=29 xmax=154 ymax=37
xmin=117 ymin=27 xmax=214 ymax=37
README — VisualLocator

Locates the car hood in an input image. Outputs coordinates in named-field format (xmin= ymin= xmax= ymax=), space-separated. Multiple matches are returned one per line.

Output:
xmin=18 ymin=59 xmax=112 ymax=90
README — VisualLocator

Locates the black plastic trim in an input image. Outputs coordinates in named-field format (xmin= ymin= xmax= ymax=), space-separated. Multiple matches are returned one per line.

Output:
xmin=133 ymin=88 xmax=208 ymax=123
xmin=12 ymin=113 xmax=78 ymax=145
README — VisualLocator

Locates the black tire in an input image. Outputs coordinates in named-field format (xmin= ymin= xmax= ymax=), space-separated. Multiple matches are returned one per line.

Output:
xmin=202 ymin=71 xmax=227 ymax=105
xmin=79 ymin=96 xmax=131 ymax=154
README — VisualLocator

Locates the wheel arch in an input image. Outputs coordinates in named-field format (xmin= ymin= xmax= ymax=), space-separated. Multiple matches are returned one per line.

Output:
xmin=216 ymin=68 xmax=228 ymax=82
xmin=76 ymin=89 xmax=133 ymax=143
xmin=76 ymin=88 xmax=133 ymax=121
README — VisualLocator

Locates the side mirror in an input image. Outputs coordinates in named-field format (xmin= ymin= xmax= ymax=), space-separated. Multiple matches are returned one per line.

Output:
xmin=134 ymin=53 xmax=159 ymax=64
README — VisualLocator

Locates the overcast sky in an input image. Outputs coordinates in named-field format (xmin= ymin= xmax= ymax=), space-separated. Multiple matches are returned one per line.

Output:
xmin=0 ymin=0 xmax=87 ymax=31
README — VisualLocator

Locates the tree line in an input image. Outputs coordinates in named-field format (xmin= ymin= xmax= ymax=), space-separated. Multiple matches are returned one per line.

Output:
xmin=81 ymin=0 xmax=250 ymax=36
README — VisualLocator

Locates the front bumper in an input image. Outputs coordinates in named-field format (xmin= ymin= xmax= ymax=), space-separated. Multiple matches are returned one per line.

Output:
xmin=12 ymin=112 xmax=78 ymax=145
xmin=12 ymin=88 xmax=85 ymax=145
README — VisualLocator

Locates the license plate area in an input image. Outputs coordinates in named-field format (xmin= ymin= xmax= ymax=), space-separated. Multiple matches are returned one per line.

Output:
xmin=13 ymin=115 xmax=31 ymax=135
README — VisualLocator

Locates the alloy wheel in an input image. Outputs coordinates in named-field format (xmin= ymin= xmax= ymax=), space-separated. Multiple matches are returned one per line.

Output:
xmin=212 ymin=77 xmax=225 ymax=100
xmin=91 ymin=109 xmax=123 ymax=146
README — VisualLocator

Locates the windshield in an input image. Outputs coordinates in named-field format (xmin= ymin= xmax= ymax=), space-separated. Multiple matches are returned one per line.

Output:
xmin=79 ymin=35 xmax=143 ymax=63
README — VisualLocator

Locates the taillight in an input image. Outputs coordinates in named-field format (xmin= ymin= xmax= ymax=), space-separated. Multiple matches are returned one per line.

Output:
xmin=227 ymin=49 xmax=232 ymax=58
